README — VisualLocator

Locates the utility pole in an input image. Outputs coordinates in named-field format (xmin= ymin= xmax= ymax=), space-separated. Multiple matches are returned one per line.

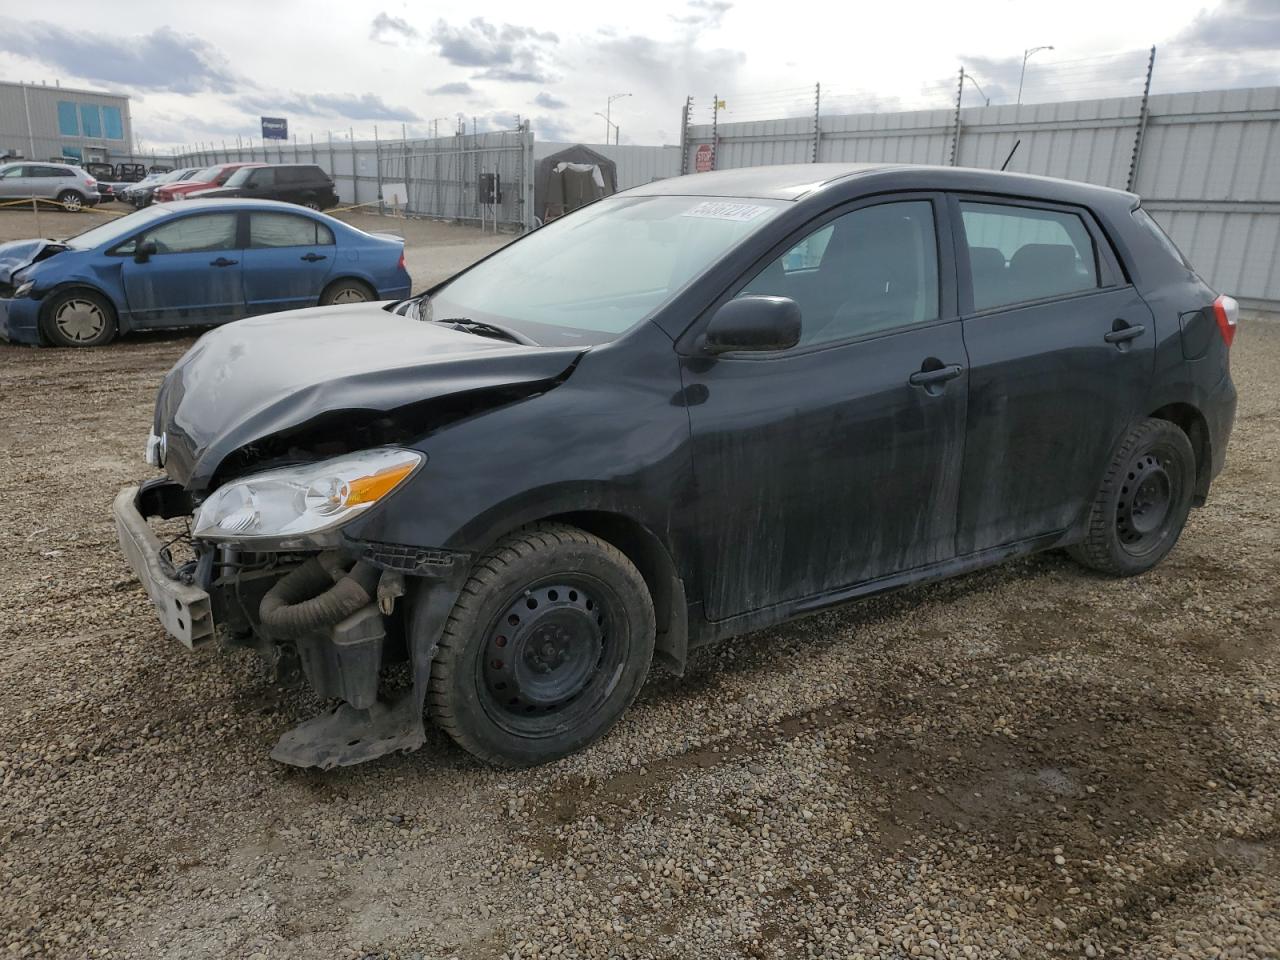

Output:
xmin=680 ymin=96 xmax=692 ymax=175
xmin=949 ymin=68 xmax=964 ymax=165
xmin=811 ymin=82 xmax=821 ymax=162
xmin=1017 ymin=45 xmax=1054 ymax=105
xmin=711 ymin=93 xmax=720 ymax=170
xmin=1127 ymin=45 xmax=1158 ymax=192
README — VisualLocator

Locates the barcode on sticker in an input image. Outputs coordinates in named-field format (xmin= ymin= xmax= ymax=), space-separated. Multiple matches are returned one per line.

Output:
xmin=681 ymin=201 xmax=769 ymax=222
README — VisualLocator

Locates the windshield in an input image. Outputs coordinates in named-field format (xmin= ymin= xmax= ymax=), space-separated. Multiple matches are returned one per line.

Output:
xmin=64 ymin=206 xmax=169 ymax=249
xmin=190 ymin=165 xmax=220 ymax=183
xmin=223 ymin=166 xmax=258 ymax=187
xmin=428 ymin=195 xmax=787 ymax=346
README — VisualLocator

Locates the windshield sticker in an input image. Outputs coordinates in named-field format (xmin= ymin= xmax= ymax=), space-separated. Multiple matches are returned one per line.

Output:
xmin=681 ymin=201 xmax=771 ymax=222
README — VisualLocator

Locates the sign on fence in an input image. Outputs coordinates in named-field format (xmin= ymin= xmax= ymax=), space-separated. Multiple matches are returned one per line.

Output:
xmin=260 ymin=117 xmax=288 ymax=141
xmin=694 ymin=143 xmax=714 ymax=173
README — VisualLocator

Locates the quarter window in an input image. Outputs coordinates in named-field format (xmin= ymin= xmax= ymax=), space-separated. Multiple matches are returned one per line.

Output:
xmin=249 ymin=213 xmax=334 ymax=247
xmin=738 ymin=200 xmax=939 ymax=346
xmin=960 ymin=201 xmax=1099 ymax=310
xmin=137 ymin=214 xmax=238 ymax=254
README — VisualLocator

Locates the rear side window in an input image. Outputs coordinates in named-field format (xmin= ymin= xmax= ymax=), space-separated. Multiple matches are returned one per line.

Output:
xmin=249 ymin=212 xmax=334 ymax=247
xmin=960 ymin=201 xmax=1099 ymax=310
xmin=740 ymin=199 xmax=939 ymax=347
xmin=278 ymin=166 xmax=325 ymax=184
xmin=250 ymin=167 xmax=276 ymax=187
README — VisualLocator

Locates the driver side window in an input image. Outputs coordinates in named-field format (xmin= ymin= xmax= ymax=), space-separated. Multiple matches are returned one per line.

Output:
xmin=738 ymin=200 xmax=939 ymax=347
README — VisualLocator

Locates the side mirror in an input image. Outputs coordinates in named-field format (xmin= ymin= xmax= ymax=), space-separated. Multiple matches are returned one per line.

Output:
xmin=134 ymin=239 xmax=157 ymax=263
xmin=702 ymin=295 xmax=802 ymax=354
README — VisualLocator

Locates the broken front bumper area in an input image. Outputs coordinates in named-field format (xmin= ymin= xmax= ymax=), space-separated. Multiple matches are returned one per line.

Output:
xmin=113 ymin=481 xmax=214 ymax=647
xmin=113 ymin=479 xmax=469 ymax=769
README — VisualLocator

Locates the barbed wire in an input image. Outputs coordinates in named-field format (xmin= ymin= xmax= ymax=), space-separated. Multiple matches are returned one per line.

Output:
xmin=685 ymin=44 xmax=1279 ymax=128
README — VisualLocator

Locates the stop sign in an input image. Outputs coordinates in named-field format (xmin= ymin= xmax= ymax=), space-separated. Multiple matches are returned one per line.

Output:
xmin=695 ymin=143 xmax=714 ymax=173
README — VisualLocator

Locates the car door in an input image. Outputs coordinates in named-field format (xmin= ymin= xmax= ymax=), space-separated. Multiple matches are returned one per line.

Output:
xmin=241 ymin=210 xmax=336 ymax=313
xmin=243 ymin=166 xmax=276 ymax=199
xmin=680 ymin=195 xmax=969 ymax=621
xmin=118 ymin=211 xmax=246 ymax=326
xmin=0 ymin=165 xmax=32 ymax=199
xmin=951 ymin=196 xmax=1156 ymax=555
xmin=24 ymin=166 xmax=57 ymax=199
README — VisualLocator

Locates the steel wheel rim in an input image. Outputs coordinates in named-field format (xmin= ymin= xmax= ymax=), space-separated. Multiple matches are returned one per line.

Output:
xmin=478 ymin=578 xmax=624 ymax=738
xmin=331 ymin=287 xmax=367 ymax=304
xmin=1116 ymin=451 xmax=1175 ymax=554
xmin=54 ymin=299 xmax=106 ymax=342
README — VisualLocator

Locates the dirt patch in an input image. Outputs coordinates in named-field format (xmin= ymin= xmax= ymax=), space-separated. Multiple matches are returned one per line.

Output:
xmin=0 ymin=293 xmax=1278 ymax=958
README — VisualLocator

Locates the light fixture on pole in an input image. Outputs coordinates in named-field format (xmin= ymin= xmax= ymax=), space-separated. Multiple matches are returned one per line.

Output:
xmin=961 ymin=72 xmax=991 ymax=107
xmin=1017 ymin=45 xmax=1054 ymax=105
xmin=594 ymin=112 xmax=619 ymax=144
xmin=605 ymin=92 xmax=631 ymax=145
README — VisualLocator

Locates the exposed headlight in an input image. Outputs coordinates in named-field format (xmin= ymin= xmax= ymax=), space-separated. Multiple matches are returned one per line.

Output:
xmin=14 ymin=280 xmax=34 ymax=298
xmin=193 ymin=447 xmax=423 ymax=543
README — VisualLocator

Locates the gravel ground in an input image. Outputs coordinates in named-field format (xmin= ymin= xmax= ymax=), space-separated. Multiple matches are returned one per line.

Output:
xmin=0 ymin=205 xmax=1277 ymax=959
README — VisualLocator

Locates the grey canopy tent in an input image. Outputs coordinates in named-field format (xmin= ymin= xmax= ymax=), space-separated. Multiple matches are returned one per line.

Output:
xmin=534 ymin=145 xmax=618 ymax=223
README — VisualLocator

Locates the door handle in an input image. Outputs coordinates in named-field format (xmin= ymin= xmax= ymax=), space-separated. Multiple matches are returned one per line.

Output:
xmin=1104 ymin=322 xmax=1145 ymax=345
xmin=210 ymin=257 xmax=238 ymax=267
xmin=300 ymin=253 xmax=328 ymax=262
xmin=909 ymin=362 xmax=964 ymax=396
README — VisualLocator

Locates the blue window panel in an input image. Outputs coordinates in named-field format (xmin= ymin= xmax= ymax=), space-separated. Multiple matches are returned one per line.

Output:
xmin=61 ymin=146 xmax=83 ymax=161
xmin=102 ymin=105 xmax=123 ymax=140
xmin=80 ymin=103 xmax=102 ymax=138
xmin=57 ymin=101 xmax=79 ymax=136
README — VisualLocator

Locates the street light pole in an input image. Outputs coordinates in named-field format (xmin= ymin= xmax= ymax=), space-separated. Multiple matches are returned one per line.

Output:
xmin=605 ymin=92 xmax=631 ymax=145
xmin=593 ymin=112 xmax=619 ymax=143
xmin=1017 ymin=45 xmax=1054 ymax=105
xmin=961 ymin=72 xmax=991 ymax=107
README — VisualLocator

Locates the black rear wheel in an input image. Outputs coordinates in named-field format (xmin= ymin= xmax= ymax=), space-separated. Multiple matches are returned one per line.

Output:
xmin=429 ymin=523 xmax=655 ymax=767
xmin=1068 ymin=418 xmax=1196 ymax=576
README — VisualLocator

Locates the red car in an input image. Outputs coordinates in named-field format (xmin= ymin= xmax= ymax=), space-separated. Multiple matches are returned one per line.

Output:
xmin=154 ymin=163 xmax=263 ymax=203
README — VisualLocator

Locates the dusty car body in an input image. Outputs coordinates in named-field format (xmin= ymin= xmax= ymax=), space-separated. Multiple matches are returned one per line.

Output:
xmin=114 ymin=163 xmax=1237 ymax=770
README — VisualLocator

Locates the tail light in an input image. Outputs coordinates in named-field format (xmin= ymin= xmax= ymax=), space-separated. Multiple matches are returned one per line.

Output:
xmin=397 ymin=250 xmax=406 ymax=271
xmin=1212 ymin=294 xmax=1238 ymax=347
xmin=85 ymin=178 xmax=96 ymax=187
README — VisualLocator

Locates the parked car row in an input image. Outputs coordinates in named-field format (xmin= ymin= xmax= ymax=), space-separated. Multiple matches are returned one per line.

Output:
xmin=0 ymin=199 xmax=410 ymax=346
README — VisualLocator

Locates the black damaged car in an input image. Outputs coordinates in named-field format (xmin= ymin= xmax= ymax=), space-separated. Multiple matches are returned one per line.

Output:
xmin=114 ymin=163 xmax=1238 ymax=769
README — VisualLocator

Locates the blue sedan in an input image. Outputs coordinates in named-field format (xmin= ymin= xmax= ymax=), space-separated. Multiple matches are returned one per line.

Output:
xmin=0 ymin=199 xmax=412 ymax=347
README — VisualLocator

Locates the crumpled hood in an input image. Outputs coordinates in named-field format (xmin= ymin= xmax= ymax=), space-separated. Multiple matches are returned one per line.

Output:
xmin=0 ymin=239 xmax=64 ymax=285
xmin=155 ymin=305 xmax=583 ymax=490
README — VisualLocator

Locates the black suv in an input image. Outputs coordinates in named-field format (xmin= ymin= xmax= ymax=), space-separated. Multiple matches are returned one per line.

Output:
xmin=115 ymin=163 xmax=1237 ymax=771
xmin=194 ymin=163 xmax=339 ymax=210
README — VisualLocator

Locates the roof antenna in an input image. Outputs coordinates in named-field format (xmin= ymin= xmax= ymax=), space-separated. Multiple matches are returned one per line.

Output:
xmin=999 ymin=139 xmax=1021 ymax=172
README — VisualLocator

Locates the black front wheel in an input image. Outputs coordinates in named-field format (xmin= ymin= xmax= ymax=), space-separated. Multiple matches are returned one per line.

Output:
xmin=1068 ymin=418 xmax=1196 ymax=576
xmin=429 ymin=523 xmax=656 ymax=767
xmin=39 ymin=288 xmax=118 ymax=347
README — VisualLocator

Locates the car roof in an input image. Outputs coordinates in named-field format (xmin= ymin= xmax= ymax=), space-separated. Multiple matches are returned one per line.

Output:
xmin=150 ymin=197 xmax=336 ymax=214
xmin=622 ymin=162 xmax=1137 ymax=207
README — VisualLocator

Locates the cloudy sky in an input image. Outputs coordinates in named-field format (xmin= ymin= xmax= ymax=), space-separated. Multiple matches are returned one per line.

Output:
xmin=0 ymin=0 xmax=1277 ymax=152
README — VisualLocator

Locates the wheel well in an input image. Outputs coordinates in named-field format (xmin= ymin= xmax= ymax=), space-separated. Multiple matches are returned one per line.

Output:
xmin=1149 ymin=402 xmax=1211 ymax=503
xmin=322 ymin=276 xmax=375 ymax=298
xmin=545 ymin=510 xmax=689 ymax=676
